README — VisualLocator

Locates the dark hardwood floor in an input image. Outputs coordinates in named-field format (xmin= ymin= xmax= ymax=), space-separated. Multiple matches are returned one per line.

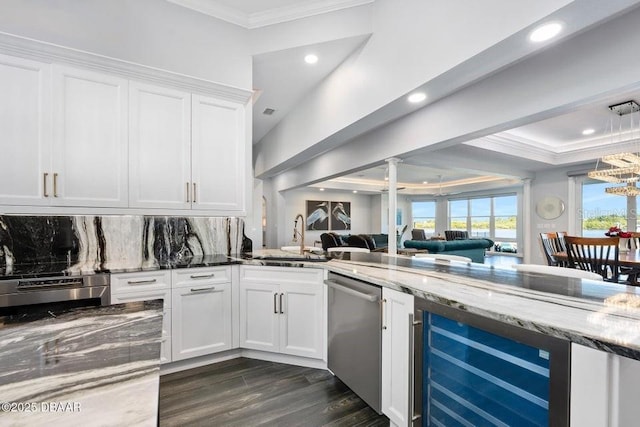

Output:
xmin=159 ymin=358 xmax=389 ymax=427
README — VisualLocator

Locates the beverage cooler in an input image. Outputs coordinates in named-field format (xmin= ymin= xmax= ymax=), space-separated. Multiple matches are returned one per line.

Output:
xmin=413 ymin=300 xmax=571 ymax=426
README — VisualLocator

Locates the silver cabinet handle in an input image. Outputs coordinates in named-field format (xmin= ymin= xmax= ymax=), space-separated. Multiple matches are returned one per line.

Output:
xmin=43 ymin=173 xmax=49 ymax=197
xmin=273 ymin=293 xmax=278 ymax=314
xmin=53 ymin=172 xmax=58 ymax=197
xmin=279 ymin=293 xmax=284 ymax=314
xmin=127 ymin=279 xmax=157 ymax=285
xmin=186 ymin=182 xmax=190 ymax=203
xmin=190 ymin=273 xmax=214 ymax=279
xmin=381 ymin=298 xmax=387 ymax=330
xmin=408 ymin=313 xmax=422 ymax=425
xmin=193 ymin=182 xmax=197 ymax=203
xmin=190 ymin=286 xmax=215 ymax=293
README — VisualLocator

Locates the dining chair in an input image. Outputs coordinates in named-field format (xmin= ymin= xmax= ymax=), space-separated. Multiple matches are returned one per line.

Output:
xmin=563 ymin=236 xmax=619 ymax=282
xmin=629 ymin=232 xmax=640 ymax=251
xmin=414 ymin=253 xmax=472 ymax=263
xmin=513 ymin=264 xmax=602 ymax=280
xmin=539 ymin=232 xmax=567 ymax=267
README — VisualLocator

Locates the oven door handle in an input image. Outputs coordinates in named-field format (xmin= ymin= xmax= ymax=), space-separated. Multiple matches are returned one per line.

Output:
xmin=325 ymin=280 xmax=379 ymax=302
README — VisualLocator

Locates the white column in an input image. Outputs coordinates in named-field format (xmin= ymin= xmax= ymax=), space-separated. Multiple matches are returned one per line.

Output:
xmin=386 ymin=158 xmax=401 ymax=255
xmin=523 ymin=178 xmax=532 ymax=263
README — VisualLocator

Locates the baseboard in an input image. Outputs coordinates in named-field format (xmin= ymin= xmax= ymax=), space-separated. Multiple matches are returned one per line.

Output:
xmin=160 ymin=348 xmax=327 ymax=375
xmin=160 ymin=349 xmax=242 ymax=375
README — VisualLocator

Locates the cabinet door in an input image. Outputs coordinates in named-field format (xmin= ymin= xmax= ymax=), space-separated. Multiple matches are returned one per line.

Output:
xmin=51 ymin=65 xmax=128 ymax=207
xmin=0 ymin=54 xmax=51 ymax=205
xmin=382 ymin=288 xmax=414 ymax=426
xmin=279 ymin=282 xmax=324 ymax=359
xmin=239 ymin=282 xmax=280 ymax=352
xmin=129 ymin=82 xmax=191 ymax=209
xmin=191 ymin=95 xmax=245 ymax=213
xmin=172 ymin=282 xmax=232 ymax=361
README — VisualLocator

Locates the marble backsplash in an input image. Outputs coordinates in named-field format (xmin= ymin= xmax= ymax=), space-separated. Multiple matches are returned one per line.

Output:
xmin=0 ymin=215 xmax=248 ymax=274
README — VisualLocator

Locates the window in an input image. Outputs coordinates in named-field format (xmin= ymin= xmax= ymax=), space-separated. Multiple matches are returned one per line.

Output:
xmin=470 ymin=198 xmax=491 ymax=238
xmin=449 ymin=200 xmax=467 ymax=231
xmin=581 ymin=180 xmax=628 ymax=236
xmin=494 ymin=195 xmax=517 ymax=239
xmin=412 ymin=201 xmax=436 ymax=235
xmin=448 ymin=194 xmax=518 ymax=252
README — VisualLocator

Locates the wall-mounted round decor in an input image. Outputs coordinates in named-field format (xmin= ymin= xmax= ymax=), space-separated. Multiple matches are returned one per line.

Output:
xmin=536 ymin=196 xmax=565 ymax=220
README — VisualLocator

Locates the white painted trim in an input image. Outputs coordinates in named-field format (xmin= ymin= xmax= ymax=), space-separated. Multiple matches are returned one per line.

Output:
xmin=0 ymin=31 xmax=252 ymax=103
xmin=247 ymin=0 xmax=375 ymax=29
xmin=0 ymin=205 xmax=246 ymax=217
xmin=166 ymin=0 xmax=248 ymax=27
xmin=167 ymin=0 xmax=374 ymax=29
xmin=159 ymin=347 xmax=327 ymax=375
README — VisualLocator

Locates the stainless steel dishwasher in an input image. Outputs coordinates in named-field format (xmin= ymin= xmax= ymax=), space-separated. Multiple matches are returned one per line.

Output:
xmin=326 ymin=272 xmax=383 ymax=414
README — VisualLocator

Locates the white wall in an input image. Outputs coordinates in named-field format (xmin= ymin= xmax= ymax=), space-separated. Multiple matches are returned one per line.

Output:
xmin=0 ymin=0 xmax=252 ymax=89
xmin=279 ymin=189 xmax=374 ymax=248
xmin=529 ymin=168 xmax=572 ymax=265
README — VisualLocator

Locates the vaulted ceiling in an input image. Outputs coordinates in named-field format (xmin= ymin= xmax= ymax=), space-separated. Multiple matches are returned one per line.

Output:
xmin=170 ymin=0 xmax=640 ymax=195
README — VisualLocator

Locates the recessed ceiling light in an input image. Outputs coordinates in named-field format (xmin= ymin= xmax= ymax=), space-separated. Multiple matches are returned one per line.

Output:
xmin=319 ymin=188 xmax=325 ymax=191
xmin=529 ymin=22 xmax=563 ymax=42
xmin=304 ymin=54 xmax=318 ymax=64
xmin=582 ymin=128 xmax=595 ymax=135
xmin=422 ymin=181 xmax=428 ymax=184
xmin=352 ymin=190 xmax=358 ymax=193
xmin=407 ymin=92 xmax=427 ymax=103
xmin=384 ymin=177 xmax=389 ymax=181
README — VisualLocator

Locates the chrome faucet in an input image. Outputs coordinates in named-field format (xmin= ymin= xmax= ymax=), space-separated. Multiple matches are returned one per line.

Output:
xmin=293 ymin=214 xmax=305 ymax=255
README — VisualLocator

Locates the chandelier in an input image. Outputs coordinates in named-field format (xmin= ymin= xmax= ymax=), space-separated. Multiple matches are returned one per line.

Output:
xmin=588 ymin=100 xmax=640 ymax=196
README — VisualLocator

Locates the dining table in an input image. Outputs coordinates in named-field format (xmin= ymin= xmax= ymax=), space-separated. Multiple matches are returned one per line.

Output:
xmin=553 ymin=250 xmax=640 ymax=285
xmin=553 ymin=250 xmax=640 ymax=268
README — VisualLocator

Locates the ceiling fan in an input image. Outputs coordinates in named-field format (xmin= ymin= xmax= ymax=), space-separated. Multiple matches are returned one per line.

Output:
xmin=434 ymin=175 xmax=460 ymax=196
xmin=380 ymin=166 xmax=406 ymax=192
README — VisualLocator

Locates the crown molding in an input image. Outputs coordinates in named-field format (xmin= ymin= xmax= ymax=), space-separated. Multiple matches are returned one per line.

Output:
xmin=167 ymin=0 xmax=374 ymax=29
xmin=167 ymin=0 xmax=249 ymax=27
xmin=0 ymin=31 xmax=252 ymax=104
xmin=248 ymin=0 xmax=375 ymax=29
xmin=466 ymin=135 xmax=557 ymax=164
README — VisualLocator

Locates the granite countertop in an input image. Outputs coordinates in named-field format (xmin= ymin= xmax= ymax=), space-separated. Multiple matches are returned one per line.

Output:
xmin=321 ymin=253 xmax=640 ymax=360
xmin=0 ymin=299 xmax=163 ymax=426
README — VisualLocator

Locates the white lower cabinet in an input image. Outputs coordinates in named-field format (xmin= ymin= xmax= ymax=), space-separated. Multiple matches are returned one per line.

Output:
xmin=570 ymin=343 xmax=640 ymax=427
xmin=239 ymin=266 xmax=325 ymax=360
xmin=171 ymin=267 xmax=233 ymax=361
xmin=381 ymin=287 xmax=414 ymax=426
xmin=110 ymin=271 xmax=172 ymax=364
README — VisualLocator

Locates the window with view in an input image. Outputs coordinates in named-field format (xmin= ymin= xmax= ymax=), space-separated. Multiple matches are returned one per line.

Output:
xmin=412 ymin=201 xmax=436 ymax=235
xmin=448 ymin=195 xmax=518 ymax=253
xmin=581 ymin=181 xmax=628 ymax=236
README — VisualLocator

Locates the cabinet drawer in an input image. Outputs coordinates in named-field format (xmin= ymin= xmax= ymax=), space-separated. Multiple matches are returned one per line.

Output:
xmin=172 ymin=266 xmax=231 ymax=288
xmin=111 ymin=271 xmax=171 ymax=294
xmin=110 ymin=287 xmax=171 ymax=309
xmin=240 ymin=265 xmax=323 ymax=284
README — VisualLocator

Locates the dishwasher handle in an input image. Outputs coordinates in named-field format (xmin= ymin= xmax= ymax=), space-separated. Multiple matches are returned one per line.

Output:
xmin=325 ymin=280 xmax=379 ymax=302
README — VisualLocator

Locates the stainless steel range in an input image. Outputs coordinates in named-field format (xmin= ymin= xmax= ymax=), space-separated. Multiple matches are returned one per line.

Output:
xmin=0 ymin=274 xmax=110 ymax=317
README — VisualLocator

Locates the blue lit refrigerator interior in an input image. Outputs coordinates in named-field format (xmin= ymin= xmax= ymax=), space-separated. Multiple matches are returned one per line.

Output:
xmin=414 ymin=301 xmax=570 ymax=426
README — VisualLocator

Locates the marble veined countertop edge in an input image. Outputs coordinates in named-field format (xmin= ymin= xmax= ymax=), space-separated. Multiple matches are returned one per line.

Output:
xmin=326 ymin=259 xmax=640 ymax=360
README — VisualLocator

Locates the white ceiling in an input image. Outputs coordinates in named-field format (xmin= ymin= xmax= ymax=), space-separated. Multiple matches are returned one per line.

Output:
xmin=252 ymin=35 xmax=369 ymax=143
xmin=169 ymin=0 xmax=640 ymax=196
xmin=167 ymin=0 xmax=373 ymax=28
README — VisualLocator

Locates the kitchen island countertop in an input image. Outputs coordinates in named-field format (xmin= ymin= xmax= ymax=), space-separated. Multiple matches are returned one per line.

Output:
xmin=0 ymin=299 xmax=163 ymax=426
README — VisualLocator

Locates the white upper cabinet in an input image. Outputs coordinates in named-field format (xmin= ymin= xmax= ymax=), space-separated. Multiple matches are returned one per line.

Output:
xmin=191 ymin=95 xmax=245 ymax=212
xmin=52 ymin=65 xmax=128 ymax=207
xmin=129 ymin=84 xmax=246 ymax=213
xmin=0 ymin=54 xmax=51 ymax=205
xmin=129 ymin=82 xmax=191 ymax=209
xmin=0 ymin=50 xmax=247 ymax=213
xmin=0 ymin=58 xmax=128 ymax=208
